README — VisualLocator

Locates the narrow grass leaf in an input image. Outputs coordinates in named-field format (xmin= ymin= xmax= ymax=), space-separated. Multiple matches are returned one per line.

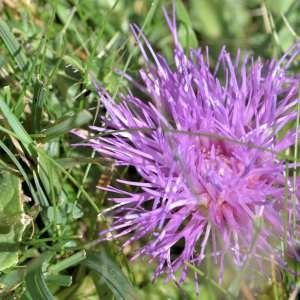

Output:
xmin=48 ymin=250 xmax=86 ymax=274
xmin=91 ymin=270 xmax=114 ymax=300
xmin=185 ymin=262 xmax=235 ymax=300
xmin=0 ymin=140 xmax=39 ymax=205
xmin=25 ymin=267 xmax=54 ymax=300
xmin=43 ymin=110 xmax=92 ymax=141
xmin=83 ymin=250 xmax=137 ymax=300
xmin=0 ymin=98 xmax=33 ymax=155
xmin=0 ymin=20 xmax=28 ymax=70
xmin=25 ymin=253 xmax=54 ymax=300
xmin=176 ymin=0 xmax=198 ymax=48
xmin=45 ymin=274 xmax=72 ymax=287
xmin=32 ymin=80 xmax=46 ymax=133
xmin=37 ymin=150 xmax=99 ymax=212
xmin=32 ymin=172 xmax=49 ymax=207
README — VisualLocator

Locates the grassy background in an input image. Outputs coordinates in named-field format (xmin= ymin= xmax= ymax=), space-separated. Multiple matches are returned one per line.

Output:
xmin=0 ymin=0 xmax=299 ymax=299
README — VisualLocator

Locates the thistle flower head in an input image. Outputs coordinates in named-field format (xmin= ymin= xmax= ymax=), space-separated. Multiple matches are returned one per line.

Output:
xmin=80 ymin=6 xmax=300 ymax=285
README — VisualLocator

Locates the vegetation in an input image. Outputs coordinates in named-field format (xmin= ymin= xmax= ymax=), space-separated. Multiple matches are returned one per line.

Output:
xmin=0 ymin=0 xmax=299 ymax=299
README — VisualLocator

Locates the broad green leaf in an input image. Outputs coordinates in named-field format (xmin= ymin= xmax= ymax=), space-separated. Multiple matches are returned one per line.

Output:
xmin=0 ymin=171 xmax=30 ymax=271
xmin=266 ymin=0 xmax=294 ymax=15
xmin=83 ymin=250 xmax=137 ymax=300
xmin=0 ymin=269 xmax=25 ymax=295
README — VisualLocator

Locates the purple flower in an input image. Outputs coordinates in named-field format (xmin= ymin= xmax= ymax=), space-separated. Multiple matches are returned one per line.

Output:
xmin=80 ymin=7 xmax=300 ymax=285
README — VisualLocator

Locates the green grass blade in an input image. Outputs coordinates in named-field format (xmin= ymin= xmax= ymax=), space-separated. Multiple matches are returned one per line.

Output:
xmin=185 ymin=262 xmax=235 ymax=300
xmin=0 ymin=140 xmax=39 ymax=205
xmin=42 ymin=110 xmax=92 ymax=141
xmin=0 ymin=20 xmax=28 ymax=70
xmin=83 ymin=250 xmax=137 ymax=300
xmin=45 ymin=274 xmax=72 ymax=287
xmin=37 ymin=150 xmax=99 ymax=212
xmin=32 ymin=80 xmax=46 ymax=133
xmin=25 ymin=267 xmax=54 ymax=300
xmin=48 ymin=250 xmax=86 ymax=274
xmin=0 ymin=98 xmax=34 ymax=155
xmin=91 ymin=270 xmax=115 ymax=300
xmin=25 ymin=252 xmax=54 ymax=300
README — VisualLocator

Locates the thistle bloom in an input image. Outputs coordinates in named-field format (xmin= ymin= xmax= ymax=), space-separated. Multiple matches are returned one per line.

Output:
xmin=81 ymin=8 xmax=300 ymax=285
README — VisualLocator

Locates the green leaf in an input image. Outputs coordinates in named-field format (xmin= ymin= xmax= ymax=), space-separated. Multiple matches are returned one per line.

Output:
xmin=266 ymin=0 xmax=294 ymax=15
xmin=45 ymin=274 xmax=72 ymax=287
xmin=91 ymin=270 xmax=114 ymax=300
xmin=32 ymin=171 xmax=49 ymax=207
xmin=0 ymin=98 xmax=34 ymax=156
xmin=42 ymin=110 xmax=92 ymax=141
xmin=186 ymin=262 xmax=235 ymax=300
xmin=176 ymin=0 xmax=198 ymax=48
xmin=0 ymin=140 xmax=40 ymax=206
xmin=37 ymin=150 xmax=99 ymax=212
xmin=191 ymin=0 xmax=249 ymax=41
xmin=37 ymin=151 xmax=62 ymax=202
xmin=63 ymin=55 xmax=85 ymax=73
xmin=0 ymin=100 xmax=53 ymax=211
xmin=175 ymin=0 xmax=193 ymax=27
xmin=83 ymin=250 xmax=137 ymax=300
xmin=0 ymin=20 xmax=28 ymax=70
xmin=56 ymin=156 xmax=107 ymax=168
xmin=32 ymin=80 xmax=46 ymax=133
xmin=0 ymin=269 xmax=25 ymax=294
xmin=0 ymin=171 xmax=31 ymax=271
xmin=48 ymin=250 xmax=86 ymax=274
xmin=25 ymin=267 xmax=54 ymax=300
xmin=25 ymin=252 xmax=54 ymax=300
xmin=191 ymin=0 xmax=222 ymax=39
